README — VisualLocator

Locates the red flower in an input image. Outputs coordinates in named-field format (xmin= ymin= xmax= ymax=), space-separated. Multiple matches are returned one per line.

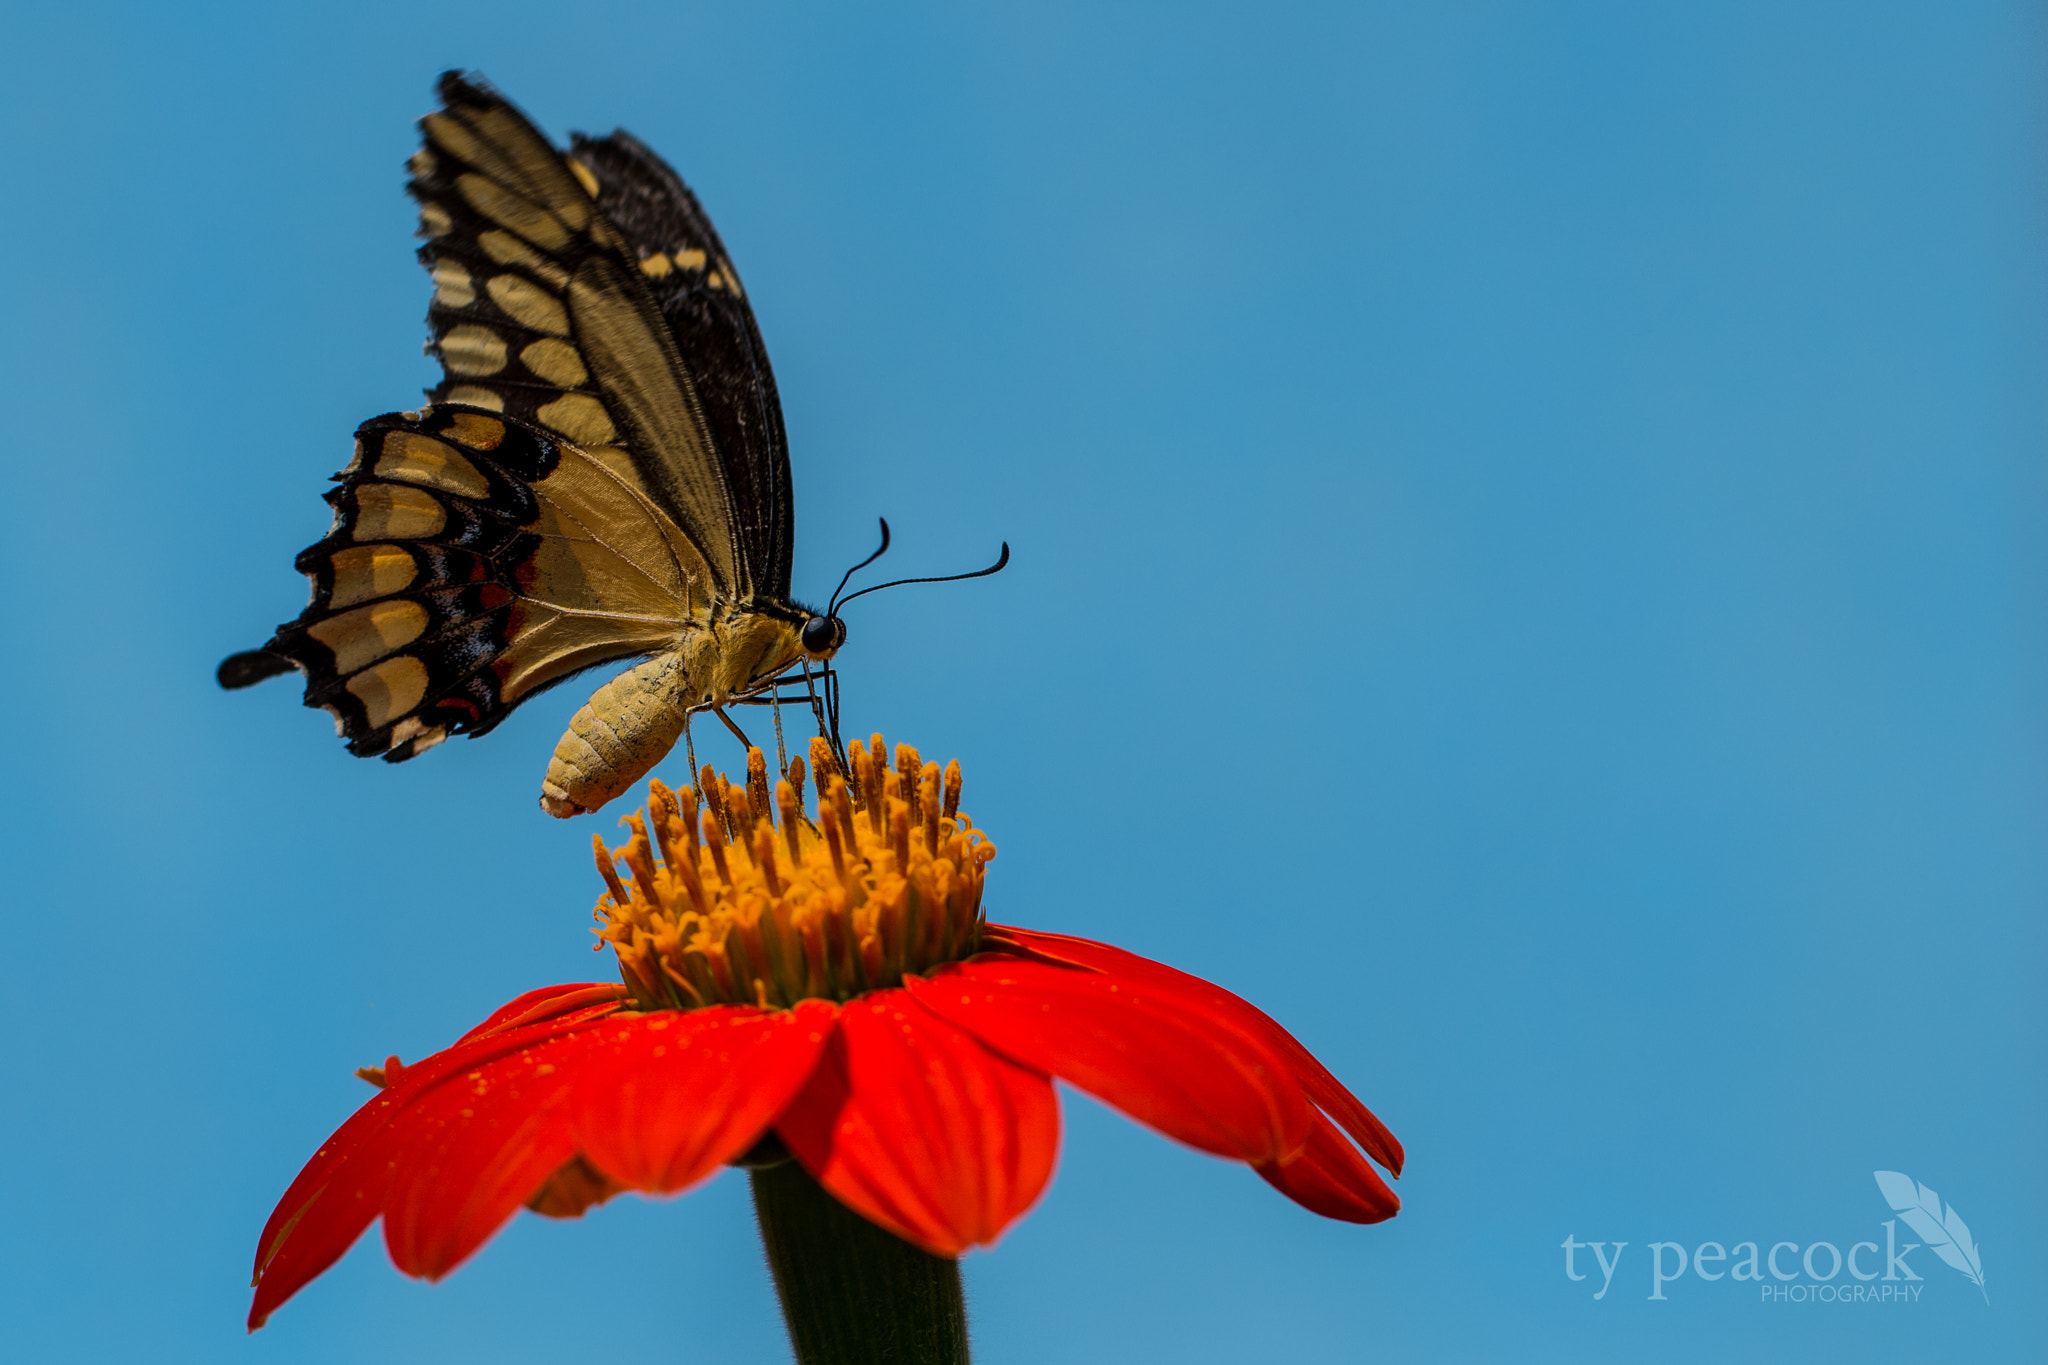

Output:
xmin=250 ymin=739 xmax=1402 ymax=1329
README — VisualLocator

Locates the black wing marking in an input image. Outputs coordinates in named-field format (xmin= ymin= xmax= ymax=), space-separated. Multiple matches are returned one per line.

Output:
xmin=407 ymin=72 xmax=756 ymax=597
xmin=567 ymin=130 xmax=794 ymax=600
xmin=222 ymin=408 xmax=568 ymax=762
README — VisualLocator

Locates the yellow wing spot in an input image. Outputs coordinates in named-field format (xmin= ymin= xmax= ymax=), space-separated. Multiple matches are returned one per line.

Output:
xmin=520 ymin=337 xmax=590 ymax=388
xmin=309 ymin=599 xmax=430 ymax=675
xmin=568 ymin=157 xmax=600 ymax=198
xmin=674 ymin=248 xmax=707 ymax=272
xmin=390 ymin=715 xmax=448 ymax=750
xmin=444 ymin=411 xmax=506 ymax=449
xmin=639 ymin=252 xmax=674 ymax=278
xmin=457 ymin=173 xmax=571 ymax=251
xmin=352 ymin=484 xmax=447 ymax=541
xmin=487 ymin=274 xmax=569 ymax=335
xmin=375 ymin=431 xmax=491 ymax=498
xmin=347 ymin=655 xmax=431 ymax=730
xmin=535 ymin=394 xmax=617 ymax=445
xmin=326 ymin=545 xmax=418 ymax=609
xmin=444 ymin=385 xmax=505 ymax=412
xmin=718 ymin=257 xmax=744 ymax=297
xmin=417 ymin=203 xmax=453 ymax=239
xmin=439 ymin=324 xmax=508 ymax=376
xmin=475 ymin=229 xmax=569 ymax=287
xmin=705 ymin=269 xmax=726 ymax=292
xmin=407 ymin=148 xmax=437 ymax=179
xmin=457 ymin=101 xmax=589 ymax=230
xmin=430 ymin=258 xmax=476 ymax=309
xmin=421 ymin=111 xmax=486 ymax=168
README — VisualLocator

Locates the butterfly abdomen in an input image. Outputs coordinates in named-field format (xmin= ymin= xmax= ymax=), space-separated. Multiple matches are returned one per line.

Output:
xmin=539 ymin=651 xmax=697 ymax=817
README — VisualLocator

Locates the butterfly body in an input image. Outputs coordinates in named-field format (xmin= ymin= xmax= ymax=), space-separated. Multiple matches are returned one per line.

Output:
xmin=540 ymin=599 xmax=815 ymax=817
xmin=221 ymin=74 xmax=841 ymax=816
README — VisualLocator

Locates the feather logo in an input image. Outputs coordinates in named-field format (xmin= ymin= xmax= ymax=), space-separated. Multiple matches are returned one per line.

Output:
xmin=1873 ymin=1170 xmax=1988 ymax=1303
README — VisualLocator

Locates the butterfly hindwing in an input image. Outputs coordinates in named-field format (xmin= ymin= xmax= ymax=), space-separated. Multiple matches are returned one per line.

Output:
xmin=227 ymin=406 xmax=708 ymax=763
xmin=407 ymin=73 xmax=751 ymax=596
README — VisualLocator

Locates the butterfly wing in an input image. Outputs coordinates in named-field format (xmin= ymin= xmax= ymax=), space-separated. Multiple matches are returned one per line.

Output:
xmin=223 ymin=74 xmax=803 ymax=779
xmin=566 ymin=128 xmax=794 ymax=600
xmin=220 ymin=407 xmax=715 ymax=761
xmin=408 ymin=72 xmax=773 ymax=598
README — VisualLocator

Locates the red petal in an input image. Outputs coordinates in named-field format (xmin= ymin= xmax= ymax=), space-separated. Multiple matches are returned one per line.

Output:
xmin=378 ymin=1001 xmax=836 ymax=1279
xmin=249 ymin=995 xmax=625 ymax=1329
xmin=776 ymin=991 xmax=1058 ymax=1257
xmin=247 ymin=1136 xmax=395 ymax=1331
xmin=986 ymin=925 xmax=1403 ymax=1176
xmin=1254 ymin=1108 xmax=1400 ymax=1224
xmin=377 ymin=1035 xmax=587 ymax=1279
xmin=254 ymin=1000 xmax=624 ymax=1270
xmin=567 ymin=1000 xmax=836 ymax=1192
xmin=905 ymin=956 xmax=1309 ymax=1164
xmin=457 ymin=982 xmax=631 ymax=1043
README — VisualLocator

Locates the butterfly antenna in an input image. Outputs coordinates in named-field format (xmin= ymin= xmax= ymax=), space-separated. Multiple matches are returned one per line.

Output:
xmin=832 ymin=543 xmax=1011 ymax=611
xmin=827 ymin=519 xmax=893 ymax=617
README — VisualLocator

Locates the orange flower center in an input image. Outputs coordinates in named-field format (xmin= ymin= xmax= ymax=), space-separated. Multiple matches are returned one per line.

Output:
xmin=593 ymin=733 xmax=996 ymax=1010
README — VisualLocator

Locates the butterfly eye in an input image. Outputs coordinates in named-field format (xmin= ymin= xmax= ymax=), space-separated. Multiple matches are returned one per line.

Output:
xmin=801 ymin=616 xmax=843 ymax=655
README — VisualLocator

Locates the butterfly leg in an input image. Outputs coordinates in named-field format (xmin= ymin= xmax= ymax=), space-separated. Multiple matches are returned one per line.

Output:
xmin=684 ymin=711 xmax=700 ymax=789
xmin=807 ymin=661 xmax=849 ymax=778
xmin=786 ymin=663 xmax=843 ymax=773
xmin=735 ymin=667 xmax=847 ymax=777
xmin=712 ymin=706 xmax=754 ymax=750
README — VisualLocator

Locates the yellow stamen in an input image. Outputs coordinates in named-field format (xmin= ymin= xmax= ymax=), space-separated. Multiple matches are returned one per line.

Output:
xmin=776 ymin=779 xmax=803 ymax=864
xmin=942 ymin=759 xmax=962 ymax=820
xmin=896 ymin=743 xmax=921 ymax=825
xmin=920 ymin=761 xmax=941 ymax=856
xmin=592 ymin=833 xmax=628 ymax=905
xmin=592 ymin=733 xmax=996 ymax=1010
xmin=702 ymin=809 xmax=732 ymax=886
xmin=698 ymin=766 xmax=732 ymax=844
xmin=786 ymin=755 xmax=808 ymax=816
xmin=747 ymin=747 xmax=772 ymax=830
xmin=755 ymin=824 xmax=781 ymax=896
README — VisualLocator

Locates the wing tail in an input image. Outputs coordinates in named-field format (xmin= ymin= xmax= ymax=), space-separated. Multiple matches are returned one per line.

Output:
xmin=217 ymin=650 xmax=300 ymax=689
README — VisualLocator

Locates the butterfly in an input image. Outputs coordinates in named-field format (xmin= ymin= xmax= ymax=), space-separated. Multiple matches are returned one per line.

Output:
xmin=220 ymin=72 xmax=1001 ymax=816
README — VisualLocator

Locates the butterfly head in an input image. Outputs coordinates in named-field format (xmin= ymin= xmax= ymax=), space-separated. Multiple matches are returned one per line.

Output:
xmin=799 ymin=613 xmax=847 ymax=659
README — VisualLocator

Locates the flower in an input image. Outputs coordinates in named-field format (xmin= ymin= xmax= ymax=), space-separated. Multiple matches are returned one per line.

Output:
xmin=249 ymin=736 xmax=1402 ymax=1329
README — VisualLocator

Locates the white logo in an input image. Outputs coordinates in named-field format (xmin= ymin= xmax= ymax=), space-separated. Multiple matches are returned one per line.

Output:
xmin=1873 ymin=1171 xmax=1987 ymax=1303
xmin=1559 ymin=1170 xmax=1988 ymax=1304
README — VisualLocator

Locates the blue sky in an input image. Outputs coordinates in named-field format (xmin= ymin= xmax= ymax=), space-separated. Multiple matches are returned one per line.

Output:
xmin=0 ymin=2 xmax=2040 ymax=1361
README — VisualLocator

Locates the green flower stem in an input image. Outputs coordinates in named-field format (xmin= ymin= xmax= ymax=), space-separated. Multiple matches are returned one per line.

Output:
xmin=749 ymin=1153 xmax=970 ymax=1364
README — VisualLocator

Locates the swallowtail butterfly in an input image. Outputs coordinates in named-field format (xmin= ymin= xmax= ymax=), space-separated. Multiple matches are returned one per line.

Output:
xmin=222 ymin=73 xmax=985 ymax=816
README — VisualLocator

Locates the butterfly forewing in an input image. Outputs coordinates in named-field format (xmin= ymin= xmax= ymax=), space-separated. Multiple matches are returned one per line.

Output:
xmin=408 ymin=73 xmax=749 ymax=595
